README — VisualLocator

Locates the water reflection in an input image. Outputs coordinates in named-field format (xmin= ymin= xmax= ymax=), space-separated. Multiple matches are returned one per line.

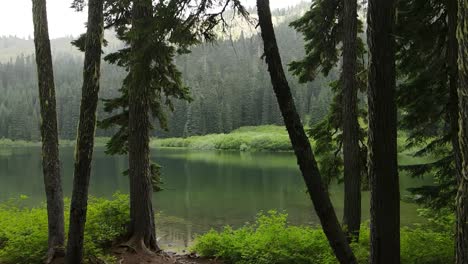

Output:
xmin=0 ymin=147 xmax=433 ymax=249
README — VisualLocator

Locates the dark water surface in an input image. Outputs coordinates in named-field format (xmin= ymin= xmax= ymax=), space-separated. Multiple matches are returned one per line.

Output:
xmin=0 ymin=146 xmax=433 ymax=249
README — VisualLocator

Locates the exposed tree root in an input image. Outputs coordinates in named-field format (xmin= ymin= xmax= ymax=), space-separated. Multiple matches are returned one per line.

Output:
xmin=44 ymin=246 xmax=65 ymax=264
xmin=120 ymin=235 xmax=158 ymax=256
xmin=113 ymin=237 xmax=180 ymax=264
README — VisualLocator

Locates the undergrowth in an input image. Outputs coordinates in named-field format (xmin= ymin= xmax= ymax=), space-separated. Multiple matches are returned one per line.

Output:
xmin=192 ymin=211 xmax=454 ymax=264
xmin=0 ymin=194 xmax=129 ymax=264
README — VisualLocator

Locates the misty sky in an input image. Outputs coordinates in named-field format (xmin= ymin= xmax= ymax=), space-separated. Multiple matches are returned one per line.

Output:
xmin=0 ymin=0 xmax=307 ymax=39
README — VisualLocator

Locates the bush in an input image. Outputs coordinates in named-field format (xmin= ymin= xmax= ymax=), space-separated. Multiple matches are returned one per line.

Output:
xmin=192 ymin=211 xmax=454 ymax=264
xmin=193 ymin=211 xmax=338 ymax=264
xmin=0 ymin=194 xmax=130 ymax=264
xmin=152 ymin=125 xmax=296 ymax=152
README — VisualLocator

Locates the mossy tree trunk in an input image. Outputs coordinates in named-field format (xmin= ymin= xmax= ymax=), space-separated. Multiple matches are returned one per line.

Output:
xmin=366 ymin=0 xmax=400 ymax=263
xmin=456 ymin=0 xmax=468 ymax=262
xmin=125 ymin=0 xmax=159 ymax=253
xmin=448 ymin=0 xmax=462 ymax=182
xmin=65 ymin=0 xmax=104 ymax=263
xmin=342 ymin=0 xmax=361 ymax=242
xmin=31 ymin=0 xmax=65 ymax=262
xmin=256 ymin=1 xmax=357 ymax=263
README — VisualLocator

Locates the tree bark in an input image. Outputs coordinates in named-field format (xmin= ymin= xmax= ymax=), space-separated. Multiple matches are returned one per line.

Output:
xmin=256 ymin=1 xmax=357 ymax=263
xmin=367 ymin=0 xmax=400 ymax=263
xmin=125 ymin=0 xmax=159 ymax=252
xmin=448 ymin=1 xmax=466 ymax=260
xmin=342 ymin=0 xmax=361 ymax=242
xmin=31 ymin=0 xmax=65 ymax=262
xmin=456 ymin=0 xmax=468 ymax=262
xmin=65 ymin=0 xmax=104 ymax=263
xmin=449 ymin=0 xmax=462 ymax=182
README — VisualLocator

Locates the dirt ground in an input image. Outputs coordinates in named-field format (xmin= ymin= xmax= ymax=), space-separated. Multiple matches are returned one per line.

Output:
xmin=113 ymin=251 xmax=222 ymax=264
xmin=50 ymin=251 xmax=221 ymax=264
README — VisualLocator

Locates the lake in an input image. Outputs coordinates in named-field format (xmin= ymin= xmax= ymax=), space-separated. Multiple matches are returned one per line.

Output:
xmin=0 ymin=146 xmax=433 ymax=250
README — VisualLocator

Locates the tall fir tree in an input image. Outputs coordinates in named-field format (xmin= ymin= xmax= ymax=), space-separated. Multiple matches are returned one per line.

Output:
xmin=256 ymin=0 xmax=357 ymax=263
xmin=31 ymin=0 xmax=65 ymax=262
xmin=456 ymin=0 xmax=468 ymax=261
xmin=289 ymin=0 xmax=367 ymax=240
xmin=66 ymin=0 xmax=105 ymax=262
xmin=341 ymin=0 xmax=362 ymax=241
xmin=97 ymin=0 xmax=248 ymax=252
xmin=367 ymin=0 xmax=400 ymax=262
xmin=396 ymin=0 xmax=462 ymax=213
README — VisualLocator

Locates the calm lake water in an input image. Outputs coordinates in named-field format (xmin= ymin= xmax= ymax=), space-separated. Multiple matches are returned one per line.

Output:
xmin=0 ymin=146 xmax=433 ymax=249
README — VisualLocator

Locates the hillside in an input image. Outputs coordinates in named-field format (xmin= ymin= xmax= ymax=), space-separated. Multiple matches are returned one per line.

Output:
xmin=0 ymin=2 xmax=335 ymax=141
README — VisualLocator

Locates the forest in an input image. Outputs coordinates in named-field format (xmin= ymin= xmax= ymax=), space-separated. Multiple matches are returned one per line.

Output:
xmin=0 ymin=4 xmax=333 ymax=140
xmin=0 ymin=0 xmax=467 ymax=264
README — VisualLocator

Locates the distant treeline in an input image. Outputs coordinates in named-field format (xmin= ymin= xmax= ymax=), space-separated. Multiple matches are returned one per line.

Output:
xmin=0 ymin=15 xmax=335 ymax=141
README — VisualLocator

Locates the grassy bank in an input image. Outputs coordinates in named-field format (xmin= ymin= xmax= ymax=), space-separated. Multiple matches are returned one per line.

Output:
xmin=192 ymin=211 xmax=454 ymax=264
xmin=0 ymin=126 xmax=434 ymax=156
xmin=0 ymin=138 xmax=110 ymax=148
xmin=152 ymin=126 xmax=438 ymax=164
xmin=0 ymin=196 xmax=453 ymax=264
xmin=152 ymin=126 xmax=298 ymax=152
xmin=0 ymin=194 xmax=129 ymax=263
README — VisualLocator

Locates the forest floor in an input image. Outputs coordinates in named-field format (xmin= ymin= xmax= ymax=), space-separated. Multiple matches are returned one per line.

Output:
xmin=112 ymin=251 xmax=222 ymax=264
xmin=50 ymin=251 xmax=221 ymax=264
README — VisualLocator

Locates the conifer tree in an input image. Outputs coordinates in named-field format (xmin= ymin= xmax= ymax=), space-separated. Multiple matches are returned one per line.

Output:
xmin=66 ymin=0 xmax=105 ymax=262
xmin=342 ymin=0 xmax=361 ymax=240
xmin=456 ymin=0 xmax=468 ymax=261
xmin=256 ymin=0 xmax=357 ymax=263
xmin=396 ymin=0 xmax=462 ymax=212
xmin=289 ymin=0 xmax=367 ymax=239
xmin=31 ymin=0 xmax=65 ymax=262
xmin=367 ymin=0 xmax=399 ymax=262
xmin=97 ymin=0 xmax=248 ymax=252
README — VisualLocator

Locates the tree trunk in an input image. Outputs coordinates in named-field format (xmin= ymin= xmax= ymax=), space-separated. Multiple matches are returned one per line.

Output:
xmin=448 ymin=0 xmax=462 ymax=182
xmin=367 ymin=0 xmax=400 ymax=263
xmin=31 ymin=0 xmax=65 ymax=262
xmin=456 ymin=0 xmax=468 ymax=262
xmin=256 ymin=1 xmax=357 ymax=263
xmin=65 ymin=0 xmax=104 ymax=263
xmin=125 ymin=0 xmax=159 ymax=253
xmin=342 ymin=0 xmax=361 ymax=242
xmin=448 ymin=1 xmax=465 ymax=260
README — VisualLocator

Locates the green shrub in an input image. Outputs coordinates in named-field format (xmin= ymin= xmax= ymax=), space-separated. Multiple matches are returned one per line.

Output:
xmin=152 ymin=125 xmax=295 ymax=152
xmin=82 ymin=195 xmax=130 ymax=257
xmin=0 ymin=200 xmax=49 ymax=264
xmin=0 ymin=194 xmax=130 ymax=264
xmin=249 ymin=135 xmax=291 ymax=151
xmin=192 ymin=211 xmax=454 ymax=264
xmin=192 ymin=211 xmax=338 ymax=264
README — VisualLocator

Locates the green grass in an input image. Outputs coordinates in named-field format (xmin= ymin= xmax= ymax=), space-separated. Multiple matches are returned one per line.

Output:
xmin=152 ymin=125 xmax=442 ymax=163
xmin=0 ymin=138 xmax=110 ymax=148
xmin=0 ymin=139 xmax=41 ymax=147
xmin=0 ymin=198 xmax=451 ymax=264
xmin=0 ymin=194 xmax=130 ymax=264
xmin=0 ymin=194 xmax=197 ymax=263
xmin=192 ymin=211 xmax=454 ymax=264
xmin=152 ymin=125 xmax=298 ymax=152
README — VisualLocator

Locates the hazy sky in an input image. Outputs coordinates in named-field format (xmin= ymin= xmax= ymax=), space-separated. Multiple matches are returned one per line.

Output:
xmin=0 ymin=0 xmax=307 ymax=39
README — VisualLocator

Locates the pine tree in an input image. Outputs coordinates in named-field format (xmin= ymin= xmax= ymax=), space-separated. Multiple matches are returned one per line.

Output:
xmin=341 ymin=0 xmax=361 ymax=241
xmin=256 ymin=0 xmax=357 ymax=263
xmin=125 ymin=0 xmax=160 ymax=251
xmin=31 ymin=0 xmax=65 ymax=262
xmin=97 ymin=0 xmax=249 ymax=252
xmin=396 ymin=0 xmax=462 ymax=213
xmin=367 ymin=0 xmax=399 ymax=262
xmin=289 ymin=0 xmax=367 ymax=240
xmin=66 ymin=0 xmax=105 ymax=262
xmin=455 ymin=0 xmax=468 ymax=261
